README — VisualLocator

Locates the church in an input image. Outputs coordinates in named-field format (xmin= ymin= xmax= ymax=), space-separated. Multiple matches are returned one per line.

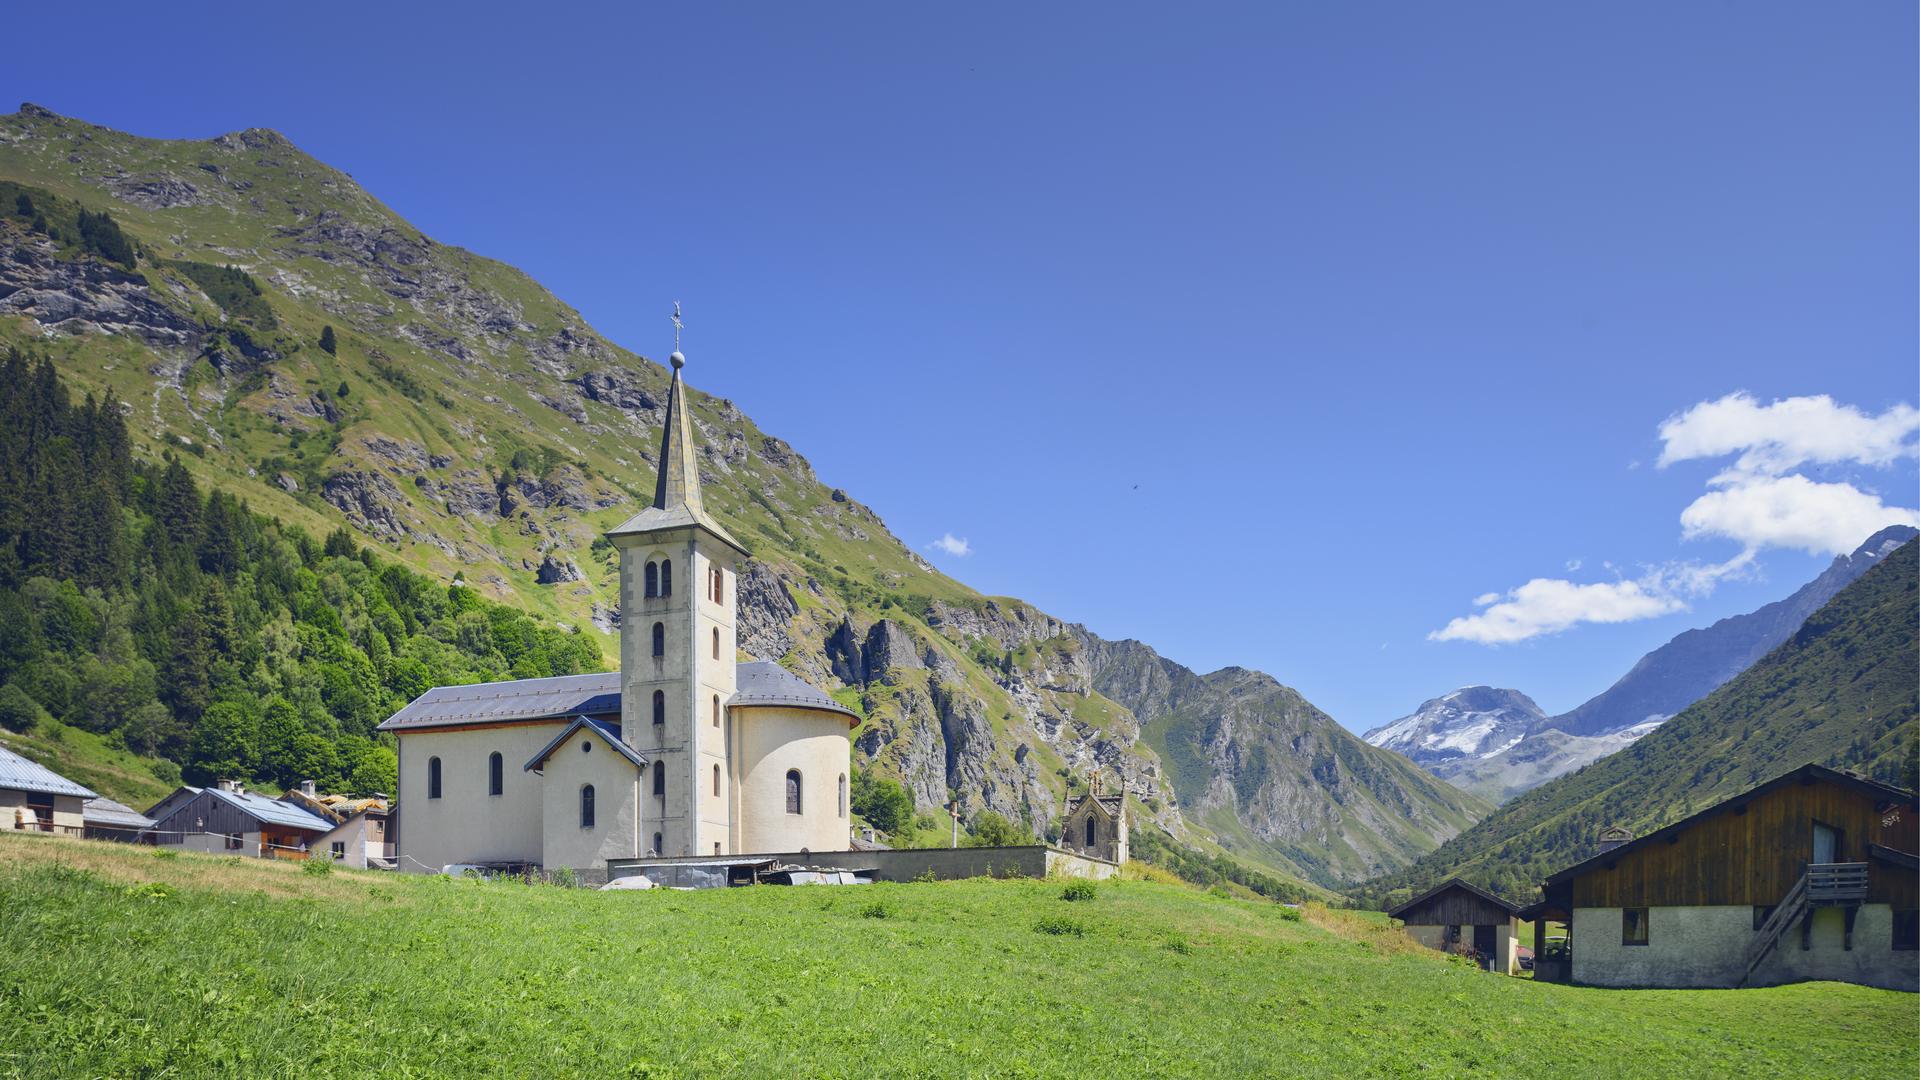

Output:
xmin=379 ymin=343 xmax=859 ymax=876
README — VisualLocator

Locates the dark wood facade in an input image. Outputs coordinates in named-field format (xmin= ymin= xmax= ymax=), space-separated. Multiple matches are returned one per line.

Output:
xmin=1391 ymin=879 xmax=1519 ymax=926
xmin=1546 ymin=765 xmax=1919 ymax=911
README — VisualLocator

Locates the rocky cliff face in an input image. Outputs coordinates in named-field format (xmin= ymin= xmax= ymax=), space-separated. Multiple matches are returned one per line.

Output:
xmin=0 ymin=104 xmax=1486 ymax=886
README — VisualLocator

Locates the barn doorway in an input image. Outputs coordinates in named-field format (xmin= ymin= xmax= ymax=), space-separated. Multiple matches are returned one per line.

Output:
xmin=1473 ymin=924 xmax=1497 ymax=970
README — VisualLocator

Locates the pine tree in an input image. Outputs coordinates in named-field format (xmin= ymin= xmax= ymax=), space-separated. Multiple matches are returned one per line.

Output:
xmin=318 ymin=325 xmax=337 ymax=355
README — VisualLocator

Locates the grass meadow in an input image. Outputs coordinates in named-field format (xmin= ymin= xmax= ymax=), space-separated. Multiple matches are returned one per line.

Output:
xmin=0 ymin=833 xmax=1912 ymax=1078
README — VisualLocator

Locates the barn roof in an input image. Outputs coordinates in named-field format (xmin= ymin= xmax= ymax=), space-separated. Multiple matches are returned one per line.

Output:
xmin=1543 ymin=763 xmax=1918 ymax=888
xmin=1388 ymin=877 xmax=1520 ymax=920
xmin=200 ymin=786 xmax=334 ymax=833
xmin=0 ymin=745 xmax=95 ymax=799
xmin=82 ymin=796 xmax=155 ymax=831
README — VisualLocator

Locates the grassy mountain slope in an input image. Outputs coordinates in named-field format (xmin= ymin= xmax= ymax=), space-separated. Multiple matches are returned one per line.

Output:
xmin=0 ymin=103 xmax=1477 ymax=884
xmin=1359 ymin=538 xmax=1920 ymax=905
xmin=3 ymin=833 xmax=1914 ymax=1078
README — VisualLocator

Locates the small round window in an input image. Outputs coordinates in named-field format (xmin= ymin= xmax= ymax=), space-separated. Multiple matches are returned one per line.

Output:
xmin=582 ymin=741 xmax=592 ymax=753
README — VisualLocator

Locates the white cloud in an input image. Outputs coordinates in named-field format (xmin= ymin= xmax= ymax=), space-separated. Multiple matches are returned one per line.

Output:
xmin=1472 ymin=591 xmax=1500 ymax=607
xmin=1658 ymin=392 xmax=1920 ymax=478
xmin=1430 ymin=577 xmax=1687 ymax=645
xmin=930 ymin=533 xmax=972 ymax=557
xmin=1565 ymin=558 xmax=1583 ymax=572
xmin=1677 ymin=474 xmax=1919 ymax=556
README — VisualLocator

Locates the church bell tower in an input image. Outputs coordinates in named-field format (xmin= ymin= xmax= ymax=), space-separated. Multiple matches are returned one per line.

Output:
xmin=607 ymin=308 xmax=747 ymax=858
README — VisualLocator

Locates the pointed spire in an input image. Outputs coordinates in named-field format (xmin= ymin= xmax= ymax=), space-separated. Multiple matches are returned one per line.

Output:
xmin=652 ymin=350 xmax=704 ymax=517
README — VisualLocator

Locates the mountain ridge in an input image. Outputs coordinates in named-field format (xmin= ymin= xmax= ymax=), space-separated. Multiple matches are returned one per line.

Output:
xmin=0 ymin=103 xmax=1481 ymax=888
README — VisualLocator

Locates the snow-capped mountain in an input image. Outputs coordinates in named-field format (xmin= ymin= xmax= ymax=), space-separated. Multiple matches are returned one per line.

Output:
xmin=1362 ymin=686 xmax=1547 ymax=767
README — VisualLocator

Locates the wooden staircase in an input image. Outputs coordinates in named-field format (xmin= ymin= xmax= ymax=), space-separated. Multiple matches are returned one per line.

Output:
xmin=1742 ymin=862 xmax=1869 ymax=987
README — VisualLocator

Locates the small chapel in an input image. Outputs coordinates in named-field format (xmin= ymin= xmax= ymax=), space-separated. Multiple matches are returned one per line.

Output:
xmin=1058 ymin=770 xmax=1129 ymax=864
xmin=379 ymin=340 xmax=859 ymax=876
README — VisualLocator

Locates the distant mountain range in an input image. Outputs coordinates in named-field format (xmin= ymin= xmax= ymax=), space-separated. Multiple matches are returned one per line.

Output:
xmin=1361 ymin=534 xmax=1920 ymax=904
xmin=1370 ymin=525 xmax=1918 ymax=802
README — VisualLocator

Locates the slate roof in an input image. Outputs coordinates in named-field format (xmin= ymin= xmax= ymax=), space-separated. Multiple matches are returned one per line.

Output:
xmin=524 ymin=716 xmax=649 ymax=772
xmin=82 ymin=796 xmax=155 ymax=830
xmin=381 ymin=663 xmax=856 ymax=732
xmin=378 ymin=672 xmax=622 ymax=732
xmin=0 ymin=744 xmax=96 ymax=799
xmin=730 ymin=661 xmax=860 ymax=723
xmin=202 ymin=786 xmax=334 ymax=833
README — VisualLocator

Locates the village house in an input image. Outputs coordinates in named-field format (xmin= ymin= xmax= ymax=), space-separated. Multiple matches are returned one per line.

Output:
xmin=279 ymin=781 xmax=395 ymax=868
xmin=0 ymin=744 xmax=92 ymax=837
xmin=1529 ymin=763 xmax=1918 ymax=991
xmin=379 ymin=346 xmax=860 ymax=880
xmin=1390 ymin=877 xmax=1523 ymax=975
xmin=144 ymin=780 xmax=334 ymax=860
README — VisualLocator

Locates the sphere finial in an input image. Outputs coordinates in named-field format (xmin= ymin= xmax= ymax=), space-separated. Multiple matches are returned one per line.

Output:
xmin=669 ymin=350 xmax=685 ymax=369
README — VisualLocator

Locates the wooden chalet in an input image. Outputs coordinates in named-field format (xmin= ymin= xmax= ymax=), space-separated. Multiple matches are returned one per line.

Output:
xmin=144 ymin=780 xmax=334 ymax=860
xmin=1529 ymin=763 xmax=1918 ymax=990
xmin=1389 ymin=877 xmax=1523 ymax=974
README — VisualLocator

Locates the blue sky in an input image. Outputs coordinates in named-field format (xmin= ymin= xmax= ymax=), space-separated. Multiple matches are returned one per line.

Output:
xmin=6 ymin=3 xmax=1915 ymax=730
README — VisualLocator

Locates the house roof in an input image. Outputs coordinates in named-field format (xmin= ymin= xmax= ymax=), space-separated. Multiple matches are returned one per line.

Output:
xmin=730 ymin=661 xmax=860 ymax=723
xmin=200 ymin=786 xmax=334 ymax=833
xmin=1388 ymin=877 xmax=1520 ymax=920
xmin=0 ymin=744 xmax=96 ymax=799
xmin=524 ymin=716 xmax=649 ymax=773
xmin=82 ymin=796 xmax=155 ymax=830
xmin=1543 ymin=763 xmax=1919 ymax=888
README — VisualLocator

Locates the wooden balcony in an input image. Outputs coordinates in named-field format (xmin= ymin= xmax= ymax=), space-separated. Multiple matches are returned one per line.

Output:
xmin=1806 ymin=862 xmax=1869 ymax=904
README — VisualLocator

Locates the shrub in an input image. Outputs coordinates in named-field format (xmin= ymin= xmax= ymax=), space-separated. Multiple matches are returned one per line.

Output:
xmin=302 ymin=855 xmax=334 ymax=877
xmin=550 ymin=867 xmax=579 ymax=889
xmin=1277 ymin=905 xmax=1303 ymax=922
xmin=965 ymin=811 xmax=1033 ymax=848
xmin=150 ymin=848 xmax=179 ymax=861
xmin=1033 ymin=915 xmax=1086 ymax=937
xmin=1060 ymin=880 xmax=1097 ymax=902
xmin=0 ymin=683 xmax=48 ymax=733
xmin=858 ymin=901 xmax=891 ymax=920
xmin=318 ymin=325 xmax=337 ymax=354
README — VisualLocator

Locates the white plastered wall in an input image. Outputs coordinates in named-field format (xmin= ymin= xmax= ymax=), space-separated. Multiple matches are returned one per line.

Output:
xmin=537 ymin=727 xmax=644 ymax=872
xmin=733 ymin=705 xmax=851 ymax=855
xmin=396 ymin=723 xmax=561 ymax=871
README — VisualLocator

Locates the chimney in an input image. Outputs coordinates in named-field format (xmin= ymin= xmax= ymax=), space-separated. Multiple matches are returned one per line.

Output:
xmin=299 ymin=780 xmax=318 ymax=798
xmin=1598 ymin=827 xmax=1633 ymax=853
xmin=216 ymin=779 xmax=238 ymax=793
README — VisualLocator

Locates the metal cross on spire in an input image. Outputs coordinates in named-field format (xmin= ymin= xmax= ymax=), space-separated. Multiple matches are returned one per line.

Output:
xmin=670 ymin=301 xmax=684 ymax=351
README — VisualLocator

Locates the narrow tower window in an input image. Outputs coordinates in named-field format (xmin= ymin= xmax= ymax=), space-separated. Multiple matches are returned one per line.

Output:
xmin=1085 ymin=816 xmax=1096 ymax=848
xmin=713 ymin=763 xmax=721 ymax=797
xmin=652 ymin=689 xmax=666 ymax=726
xmin=652 ymin=832 xmax=663 ymax=856
xmin=712 ymin=694 xmax=720 ymax=727
xmin=838 ymin=773 xmax=848 ymax=818
xmin=488 ymin=751 xmax=503 ymax=796
xmin=786 ymin=770 xmax=803 ymax=815
xmin=427 ymin=757 xmax=442 ymax=799
xmin=644 ymin=561 xmax=658 ymax=599
xmin=651 ymin=622 xmax=665 ymax=658
xmin=710 ymin=566 xmax=724 ymax=604
xmin=652 ymin=760 xmax=665 ymax=797
xmin=580 ymin=784 xmax=595 ymax=829
xmin=712 ymin=627 xmax=720 ymax=659
xmin=660 ymin=559 xmax=672 ymax=597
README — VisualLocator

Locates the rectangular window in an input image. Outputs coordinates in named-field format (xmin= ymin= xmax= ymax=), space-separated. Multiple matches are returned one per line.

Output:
xmin=331 ymin=842 xmax=346 ymax=859
xmin=1894 ymin=910 xmax=1919 ymax=952
xmin=1622 ymin=907 xmax=1649 ymax=946
xmin=1752 ymin=905 xmax=1776 ymax=931
xmin=225 ymin=834 xmax=243 ymax=851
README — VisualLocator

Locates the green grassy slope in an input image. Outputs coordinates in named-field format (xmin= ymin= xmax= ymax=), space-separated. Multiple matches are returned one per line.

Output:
xmin=0 ymin=834 xmax=1913 ymax=1078
xmin=1360 ymin=539 xmax=1920 ymax=905
xmin=0 ymin=103 xmax=1482 ymax=885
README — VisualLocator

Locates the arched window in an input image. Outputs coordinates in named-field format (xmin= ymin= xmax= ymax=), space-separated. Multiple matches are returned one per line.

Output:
xmin=712 ymin=694 xmax=720 ymax=727
xmin=580 ymin=784 xmax=595 ymax=829
xmin=712 ymin=763 xmax=721 ymax=797
xmin=644 ymin=561 xmax=658 ymax=599
xmin=652 ymin=689 xmax=666 ymax=726
xmin=1085 ymin=816 xmax=1096 ymax=848
xmin=711 ymin=627 xmax=720 ymax=659
xmin=710 ymin=566 xmax=724 ymax=604
xmin=651 ymin=621 xmax=665 ymax=657
xmin=652 ymin=832 xmax=663 ymax=856
xmin=427 ymin=757 xmax=442 ymax=799
xmin=660 ymin=559 xmax=672 ymax=597
xmin=652 ymin=760 xmax=665 ymax=796
xmin=786 ymin=770 xmax=803 ymax=815
xmin=488 ymin=751 xmax=503 ymax=796
xmin=838 ymin=773 xmax=848 ymax=818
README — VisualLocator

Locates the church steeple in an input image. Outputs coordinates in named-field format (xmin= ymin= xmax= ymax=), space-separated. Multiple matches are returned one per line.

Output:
xmin=652 ymin=350 xmax=704 ymax=518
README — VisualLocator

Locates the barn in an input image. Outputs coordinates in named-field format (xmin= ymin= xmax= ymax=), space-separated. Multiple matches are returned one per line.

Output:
xmin=1390 ymin=877 xmax=1523 ymax=974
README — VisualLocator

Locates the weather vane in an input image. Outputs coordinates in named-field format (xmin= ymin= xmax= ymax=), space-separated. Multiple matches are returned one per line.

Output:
xmin=670 ymin=301 xmax=683 ymax=351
